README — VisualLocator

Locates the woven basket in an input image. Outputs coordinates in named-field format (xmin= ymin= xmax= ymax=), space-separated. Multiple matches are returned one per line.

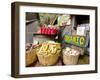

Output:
xmin=36 ymin=42 xmax=61 ymax=66
xmin=37 ymin=53 xmax=60 ymax=66
xmin=71 ymin=45 xmax=85 ymax=55
xmin=26 ymin=49 xmax=37 ymax=66
xmin=63 ymin=54 xmax=79 ymax=65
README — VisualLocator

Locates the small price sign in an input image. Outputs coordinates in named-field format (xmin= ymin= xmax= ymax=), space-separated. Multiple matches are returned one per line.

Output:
xmin=64 ymin=35 xmax=86 ymax=47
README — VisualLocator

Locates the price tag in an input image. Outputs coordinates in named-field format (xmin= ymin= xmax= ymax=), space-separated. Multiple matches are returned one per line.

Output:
xmin=77 ymin=26 xmax=86 ymax=36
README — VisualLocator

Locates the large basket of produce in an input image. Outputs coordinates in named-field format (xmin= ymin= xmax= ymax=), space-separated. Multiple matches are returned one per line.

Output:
xmin=62 ymin=47 xmax=80 ymax=65
xmin=36 ymin=41 xmax=61 ymax=66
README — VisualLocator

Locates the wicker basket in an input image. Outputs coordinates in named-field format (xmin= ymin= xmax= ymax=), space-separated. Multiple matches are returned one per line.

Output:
xmin=71 ymin=45 xmax=85 ymax=55
xmin=37 ymin=52 xmax=60 ymax=66
xmin=26 ymin=49 xmax=37 ymax=66
xmin=63 ymin=54 xmax=79 ymax=65
xmin=36 ymin=42 xmax=61 ymax=66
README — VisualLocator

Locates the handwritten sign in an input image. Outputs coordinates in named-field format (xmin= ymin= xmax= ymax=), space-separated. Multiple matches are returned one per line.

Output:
xmin=64 ymin=35 xmax=86 ymax=47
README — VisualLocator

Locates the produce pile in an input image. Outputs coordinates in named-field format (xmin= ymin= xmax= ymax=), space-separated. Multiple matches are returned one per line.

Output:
xmin=63 ymin=47 xmax=80 ymax=56
xmin=37 ymin=41 xmax=61 ymax=56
